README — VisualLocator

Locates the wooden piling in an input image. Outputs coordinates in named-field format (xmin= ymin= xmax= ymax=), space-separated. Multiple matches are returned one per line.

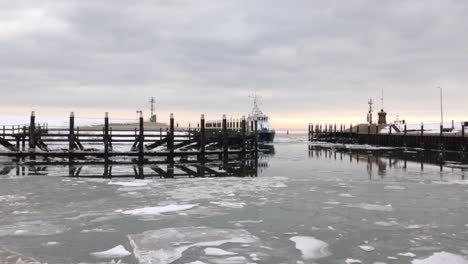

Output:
xmin=138 ymin=112 xmax=144 ymax=163
xmin=199 ymin=114 xmax=206 ymax=162
xmin=168 ymin=113 xmax=174 ymax=163
xmin=241 ymin=116 xmax=246 ymax=159
xmin=69 ymin=112 xmax=75 ymax=152
xmin=254 ymin=119 xmax=258 ymax=160
xmin=104 ymin=112 xmax=110 ymax=160
xmin=29 ymin=111 xmax=36 ymax=153
xmin=462 ymin=124 xmax=466 ymax=152
xmin=222 ymin=114 xmax=228 ymax=163
xmin=420 ymin=123 xmax=424 ymax=148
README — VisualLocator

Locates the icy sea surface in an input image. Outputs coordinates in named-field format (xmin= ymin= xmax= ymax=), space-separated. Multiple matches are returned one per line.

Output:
xmin=1 ymin=134 xmax=468 ymax=264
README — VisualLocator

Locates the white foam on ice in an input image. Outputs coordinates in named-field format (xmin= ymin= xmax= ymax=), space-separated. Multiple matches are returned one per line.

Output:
xmin=121 ymin=204 xmax=197 ymax=215
xmin=384 ymin=185 xmax=406 ymax=190
xmin=210 ymin=201 xmax=246 ymax=209
xmin=289 ymin=236 xmax=331 ymax=260
xmin=90 ymin=245 xmax=132 ymax=258
xmin=374 ymin=221 xmax=399 ymax=227
xmin=359 ymin=245 xmax=375 ymax=252
xmin=108 ymin=181 xmax=149 ymax=187
xmin=128 ymin=227 xmax=258 ymax=264
xmin=347 ymin=203 xmax=393 ymax=212
xmin=0 ymin=221 xmax=68 ymax=237
xmin=412 ymin=252 xmax=468 ymax=264
xmin=0 ymin=195 xmax=26 ymax=202
xmin=204 ymin=248 xmax=237 ymax=256
xmin=346 ymin=259 xmax=362 ymax=264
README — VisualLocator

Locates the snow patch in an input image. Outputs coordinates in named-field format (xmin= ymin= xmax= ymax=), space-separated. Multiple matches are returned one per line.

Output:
xmin=359 ymin=245 xmax=375 ymax=252
xmin=290 ymin=236 xmax=330 ymax=260
xmin=412 ymin=252 xmax=468 ymax=264
xmin=347 ymin=203 xmax=393 ymax=212
xmin=122 ymin=204 xmax=197 ymax=215
xmin=90 ymin=245 xmax=131 ymax=258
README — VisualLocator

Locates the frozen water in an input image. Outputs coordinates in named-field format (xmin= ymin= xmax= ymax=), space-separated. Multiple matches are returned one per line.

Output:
xmin=289 ymin=236 xmax=331 ymax=260
xmin=204 ymin=248 xmax=237 ymax=256
xmin=121 ymin=204 xmax=197 ymax=215
xmin=412 ymin=252 xmax=468 ymax=264
xmin=347 ymin=203 xmax=393 ymax=212
xmin=108 ymin=181 xmax=149 ymax=187
xmin=359 ymin=245 xmax=375 ymax=252
xmin=346 ymin=259 xmax=362 ymax=264
xmin=90 ymin=245 xmax=132 ymax=258
xmin=128 ymin=227 xmax=259 ymax=264
xmin=1 ymin=134 xmax=468 ymax=263
xmin=375 ymin=221 xmax=399 ymax=227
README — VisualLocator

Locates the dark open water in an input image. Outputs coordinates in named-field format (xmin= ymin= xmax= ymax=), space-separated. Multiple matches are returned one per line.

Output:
xmin=1 ymin=134 xmax=467 ymax=264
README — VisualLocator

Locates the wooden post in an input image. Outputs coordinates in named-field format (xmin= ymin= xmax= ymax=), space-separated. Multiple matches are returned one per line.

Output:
xmin=462 ymin=124 xmax=466 ymax=152
xmin=199 ymin=114 xmax=205 ymax=162
xmin=222 ymin=115 xmax=228 ymax=163
xmin=29 ymin=111 xmax=36 ymax=153
xmin=439 ymin=123 xmax=444 ymax=151
xmin=241 ymin=116 xmax=246 ymax=159
xmin=254 ymin=118 xmax=258 ymax=160
xmin=104 ymin=112 xmax=109 ymax=160
xmin=138 ymin=111 xmax=144 ymax=166
xmin=169 ymin=113 xmax=174 ymax=164
xmin=367 ymin=124 xmax=371 ymax=145
xmin=404 ymin=124 xmax=407 ymax=148
xmin=68 ymin=112 xmax=75 ymax=152
xmin=420 ymin=122 xmax=424 ymax=148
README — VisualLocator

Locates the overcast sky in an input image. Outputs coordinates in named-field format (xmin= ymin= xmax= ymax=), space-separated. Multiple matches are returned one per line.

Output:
xmin=1 ymin=0 xmax=467 ymax=129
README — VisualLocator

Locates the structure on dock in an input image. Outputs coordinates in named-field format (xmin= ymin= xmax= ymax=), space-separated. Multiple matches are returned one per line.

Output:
xmin=308 ymin=122 xmax=467 ymax=153
xmin=0 ymin=112 xmax=260 ymax=178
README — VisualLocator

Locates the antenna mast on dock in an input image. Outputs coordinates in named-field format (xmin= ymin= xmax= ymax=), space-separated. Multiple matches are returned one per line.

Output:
xmin=149 ymin=97 xmax=157 ymax=123
xmin=367 ymin=99 xmax=374 ymax=124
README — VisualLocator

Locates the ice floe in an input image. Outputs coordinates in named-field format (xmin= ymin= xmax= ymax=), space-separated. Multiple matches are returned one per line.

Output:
xmin=204 ymin=248 xmax=237 ymax=256
xmin=359 ymin=245 xmax=375 ymax=252
xmin=108 ymin=181 xmax=149 ymax=187
xmin=210 ymin=201 xmax=246 ymax=209
xmin=121 ymin=204 xmax=197 ymax=215
xmin=347 ymin=203 xmax=393 ymax=212
xmin=398 ymin=252 xmax=416 ymax=257
xmin=289 ymin=236 xmax=330 ymax=260
xmin=411 ymin=252 xmax=468 ymax=264
xmin=90 ymin=245 xmax=132 ymax=258
xmin=374 ymin=221 xmax=399 ymax=227
xmin=0 ymin=221 xmax=68 ymax=236
xmin=384 ymin=185 xmax=406 ymax=190
xmin=128 ymin=227 xmax=258 ymax=264
xmin=345 ymin=259 xmax=362 ymax=263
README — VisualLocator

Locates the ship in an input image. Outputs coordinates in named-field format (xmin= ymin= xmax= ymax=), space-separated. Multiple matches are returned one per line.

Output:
xmin=247 ymin=95 xmax=275 ymax=142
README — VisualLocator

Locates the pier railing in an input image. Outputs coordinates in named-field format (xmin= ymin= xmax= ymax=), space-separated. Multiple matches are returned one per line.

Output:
xmin=308 ymin=123 xmax=467 ymax=152
xmin=0 ymin=112 xmax=259 ymax=166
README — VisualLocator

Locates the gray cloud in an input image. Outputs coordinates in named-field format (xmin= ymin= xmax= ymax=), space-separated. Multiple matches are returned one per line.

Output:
xmin=1 ymin=0 xmax=467 ymax=126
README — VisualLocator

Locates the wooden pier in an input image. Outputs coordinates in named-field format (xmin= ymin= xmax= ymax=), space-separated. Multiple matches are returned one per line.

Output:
xmin=308 ymin=123 xmax=467 ymax=152
xmin=0 ymin=112 xmax=259 ymax=166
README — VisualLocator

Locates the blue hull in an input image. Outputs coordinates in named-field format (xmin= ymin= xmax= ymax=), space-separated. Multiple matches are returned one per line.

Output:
xmin=257 ymin=131 xmax=275 ymax=142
